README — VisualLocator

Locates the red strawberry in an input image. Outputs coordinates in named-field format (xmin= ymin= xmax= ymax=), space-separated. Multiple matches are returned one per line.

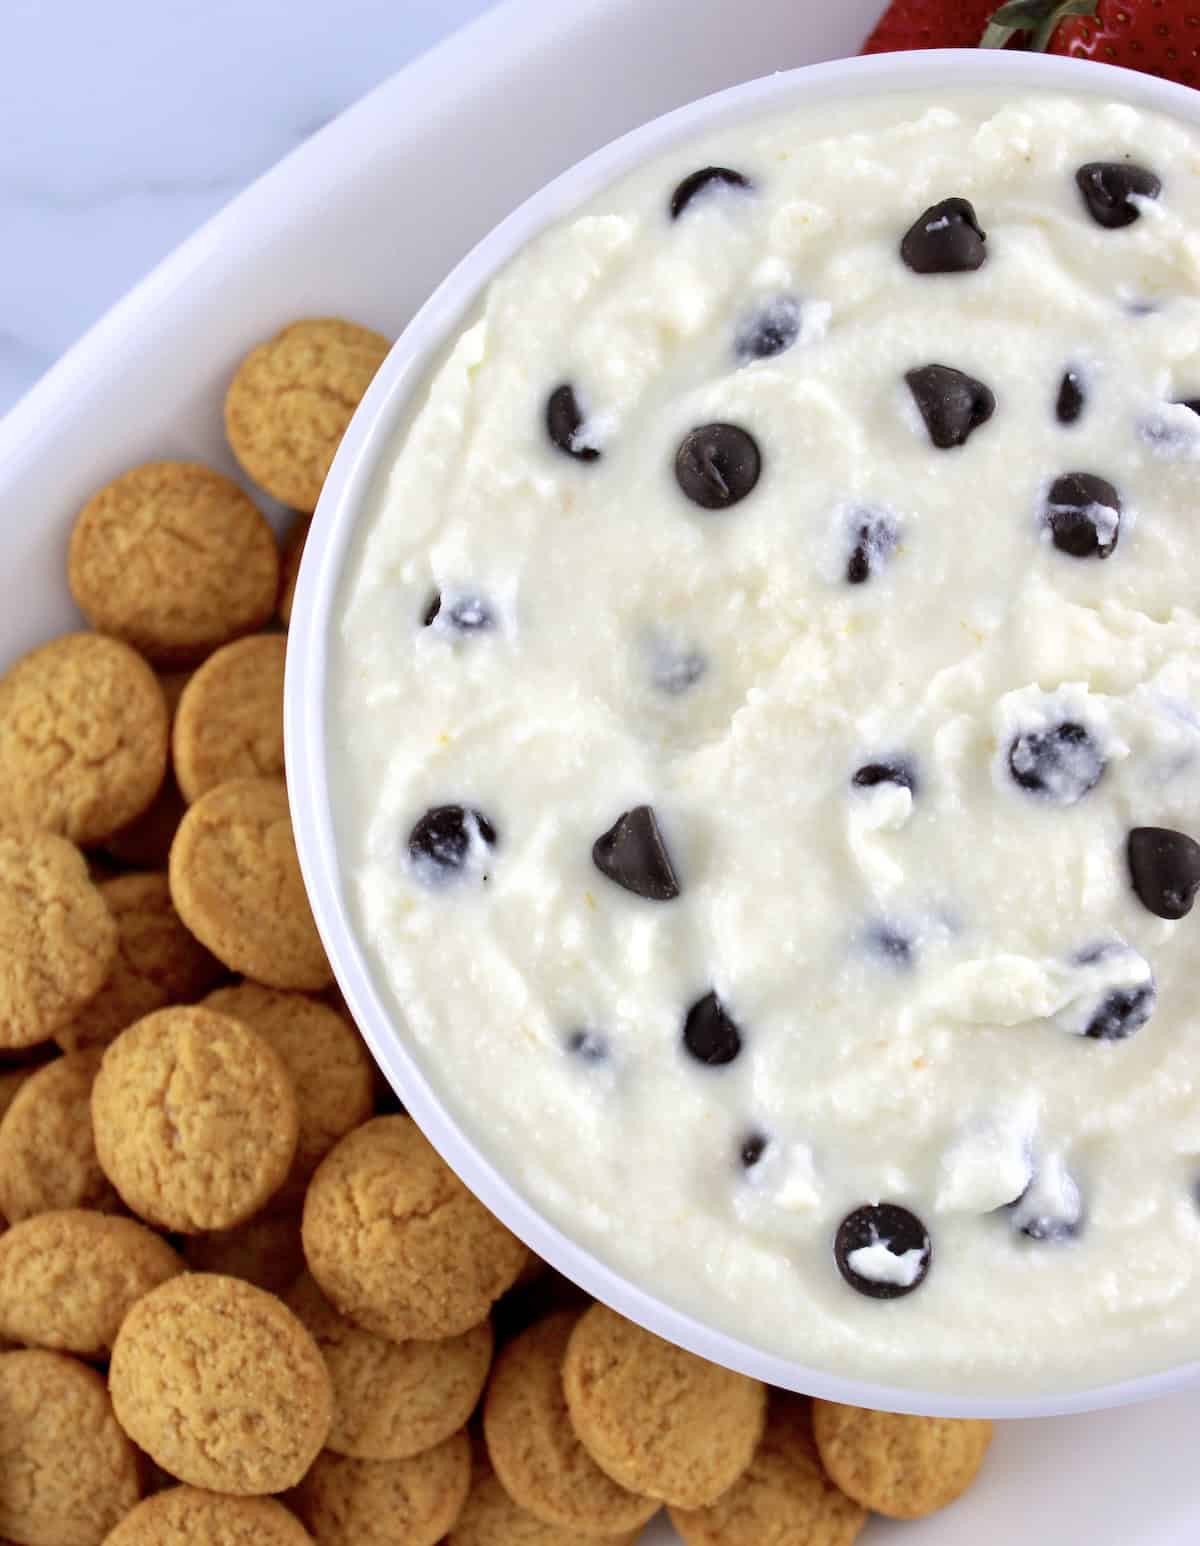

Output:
xmin=862 ymin=0 xmax=1011 ymax=51
xmin=1040 ymin=1 xmax=1200 ymax=88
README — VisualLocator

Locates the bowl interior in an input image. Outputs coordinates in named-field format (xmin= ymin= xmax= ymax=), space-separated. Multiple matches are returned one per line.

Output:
xmin=286 ymin=47 xmax=1200 ymax=1419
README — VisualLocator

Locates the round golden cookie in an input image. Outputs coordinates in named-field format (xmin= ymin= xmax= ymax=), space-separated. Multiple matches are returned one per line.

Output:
xmin=450 ymin=1445 xmax=645 ymax=1546
xmin=562 ymin=1304 xmax=767 ymax=1510
xmin=203 ymin=983 xmax=373 ymax=1197
xmin=669 ymin=1395 xmax=867 ymax=1546
xmin=68 ymin=462 xmax=279 ymax=667
xmin=0 ymin=1051 xmax=120 ymax=1222
xmin=0 ymin=833 xmax=118 ymax=1048
xmin=0 ymin=632 xmax=169 ymax=844
xmin=91 ymin=1006 xmax=299 ymax=1233
xmin=0 ymin=1209 xmax=182 ymax=1360
xmin=225 ymin=320 xmax=390 ymax=512
xmin=483 ymin=1310 xmax=659 ymax=1537
xmin=302 ymin=1115 xmax=528 ymax=1342
xmin=278 ymin=515 xmax=311 ymax=626
xmin=811 ymin=1400 xmax=993 ymax=1521
xmin=0 ymin=1348 xmax=140 ymax=1546
xmin=110 ymin=1272 xmax=332 ymax=1495
xmin=291 ymin=1432 xmax=471 ymax=1546
xmin=173 ymin=635 xmax=287 ymax=804
xmin=56 ymin=872 xmax=221 ymax=1054
xmin=183 ymin=1208 xmax=305 ymax=1296
xmin=104 ymin=1486 xmax=314 ymax=1546
xmin=168 ymin=778 xmax=331 ymax=991
xmin=286 ymin=1271 xmax=493 ymax=1461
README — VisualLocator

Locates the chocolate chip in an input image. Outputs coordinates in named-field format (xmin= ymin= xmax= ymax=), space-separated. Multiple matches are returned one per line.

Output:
xmin=653 ymin=647 xmax=706 ymax=695
xmin=852 ymin=761 xmax=916 ymax=793
xmin=1056 ymin=369 xmax=1086 ymax=425
xmin=1085 ymin=983 xmax=1157 ymax=1041
xmin=1044 ymin=472 xmax=1121 ymax=559
xmin=546 ymin=384 xmax=601 ymax=461
xmin=566 ymin=1029 xmax=608 ymax=1063
xmin=683 ymin=992 xmax=742 ymax=1066
xmin=423 ymin=592 xmax=494 ymax=632
xmin=407 ymin=805 xmax=497 ymax=879
xmin=1008 ymin=722 xmax=1105 ymax=805
xmin=1076 ymin=161 xmax=1161 ymax=229
xmin=845 ymin=512 xmax=898 ymax=585
xmin=834 ymin=1203 xmax=931 ymax=1300
xmin=735 ymin=296 xmax=802 ymax=363
xmin=1128 ymin=826 xmax=1200 ymax=920
xmin=1177 ymin=398 xmax=1200 ymax=416
xmin=675 ymin=424 xmax=761 ymax=511
xmin=900 ymin=197 xmax=987 ymax=274
xmin=905 ymin=364 xmax=995 ymax=449
xmin=1009 ymin=1166 xmax=1083 ymax=1243
xmin=866 ymin=925 xmax=914 ymax=969
xmin=592 ymin=805 xmax=680 ymax=901
xmin=739 ymin=1131 xmax=768 ymax=1169
xmin=670 ymin=166 xmax=752 ymax=220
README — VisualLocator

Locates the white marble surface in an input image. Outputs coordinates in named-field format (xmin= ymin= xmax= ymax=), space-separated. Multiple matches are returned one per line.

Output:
xmin=1 ymin=0 xmax=498 ymax=417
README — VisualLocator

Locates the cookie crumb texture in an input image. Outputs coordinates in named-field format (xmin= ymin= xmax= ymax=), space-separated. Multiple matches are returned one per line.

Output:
xmin=0 ymin=1210 xmax=182 ymax=1359
xmin=483 ymin=1311 xmax=660 ymax=1536
xmin=286 ymin=1271 xmax=493 ymax=1460
xmin=0 ymin=1051 xmax=120 ymax=1222
xmin=225 ymin=320 xmax=390 ymax=512
xmin=669 ymin=1394 xmax=868 ymax=1546
xmin=103 ymin=1486 xmax=315 ymax=1546
xmin=68 ymin=462 xmax=279 ymax=666
xmin=0 ymin=633 xmax=169 ymax=845
xmin=91 ymin=1006 xmax=299 ymax=1233
xmin=0 ymin=1348 xmax=140 ymax=1546
xmin=0 ymin=833 xmax=118 ymax=1047
xmin=173 ymin=635 xmax=287 ymax=803
xmin=449 ymin=1449 xmax=643 ymax=1546
xmin=202 ymin=983 xmax=374 ymax=1197
xmin=169 ymin=778 xmax=332 ymax=991
xmin=290 ymin=1430 xmax=471 ymax=1546
xmin=301 ymin=1115 xmax=529 ymax=1341
xmin=109 ymin=1272 xmax=332 ymax=1495
xmin=812 ymin=1399 xmax=993 ymax=1520
xmin=56 ymin=872 xmax=221 ymax=1054
xmin=562 ymin=1303 xmax=767 ymax=1508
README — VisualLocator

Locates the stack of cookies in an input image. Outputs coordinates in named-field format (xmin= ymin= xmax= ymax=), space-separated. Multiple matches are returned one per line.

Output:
xmin=0 ymin=317 xmax=994 ymax=1545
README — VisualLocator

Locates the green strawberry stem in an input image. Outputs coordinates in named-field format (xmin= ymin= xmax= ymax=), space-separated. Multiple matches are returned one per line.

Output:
xmin=981 ymin=0 xmax=1098 ymax=51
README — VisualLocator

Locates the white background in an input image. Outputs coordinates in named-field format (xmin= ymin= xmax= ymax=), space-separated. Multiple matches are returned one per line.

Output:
xmin=0 ymin=0 xmax=497 ymax=414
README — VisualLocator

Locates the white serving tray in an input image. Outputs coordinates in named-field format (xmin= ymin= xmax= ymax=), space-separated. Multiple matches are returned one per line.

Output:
xmin=0 ymin=0 xmax=1196 ymax=1538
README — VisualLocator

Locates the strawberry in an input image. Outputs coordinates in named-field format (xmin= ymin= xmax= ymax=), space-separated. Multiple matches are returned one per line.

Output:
xmin=865 ymin=0 xmax=1200 ymax=89
xmin=862 ymin=0 xmax=1012 ymax=51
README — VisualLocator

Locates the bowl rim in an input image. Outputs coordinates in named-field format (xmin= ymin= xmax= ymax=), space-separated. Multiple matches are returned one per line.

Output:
xmin=286 ymin=46 xmax=1200 ymax=1419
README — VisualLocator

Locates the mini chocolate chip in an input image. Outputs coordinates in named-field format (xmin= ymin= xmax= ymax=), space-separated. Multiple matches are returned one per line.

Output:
xmin=1128 ymin=826 xmax=1200 ymax=920
xmin=670 ymin=166 xmax=752 ymax=220
xmin=740 ymin=1131 xmax=768 ymax=1169
xmin=1008 ymin=722 xmax=1105 ymax=805
xmin=1085 ymin=983 xmax=1157 ymax=1041
xmin=675 ymin=424 xmax=761 ymax=511
xmin=866 ymin=925 xmax=914 ymax=969
xmin=424 ymin=592 xmax=494 ymax=632
xmin=900 ymin=197 xmax=987 ymax=274
xmin=1056 ymin=369 xmax=1086 ymax=425
xmin=1009 ymin=1168 xmax=1083 ymax=1243
xmin=592 ymin=805 xmax=680 ymax=901
xmin=905 ymin=364 xmax=995 ymax=449
xmin=845 ymin=512 xmax=898 ymax=586
xmin=653 ymin=648 xmax=706 ymax=695
xmin=566 ymin=1029 xmax=608 ymax=1063
xmin=1076 ymin=161 xmax=1161 ymax=229
xmin=852 ymin=761 xmax=916 ymax=793
xmin=683 ymin=992 xmax=742 ymax=1066
xmin=735 ymin=296 xmax=802 ymax=363
xmin=834 ymin=1203 xmax=931 ymax=1300
xmin=407 ymin=805 xmax=497 ymax=879
xmin=1045 ymin=472 xmax=1121 ymax=559
xmin=1177 ymin=398 xmax=1200 ymax=416
xmin=546 ymin=384 xmax=600 ymax=462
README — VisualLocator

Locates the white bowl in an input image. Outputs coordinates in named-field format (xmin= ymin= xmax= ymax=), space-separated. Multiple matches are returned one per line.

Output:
xmin=287 ymin=46 xmax=1200 ymax=1421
